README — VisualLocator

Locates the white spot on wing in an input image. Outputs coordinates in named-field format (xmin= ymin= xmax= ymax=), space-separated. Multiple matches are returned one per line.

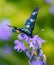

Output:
xmin=28 ymin=23 xmax=30 ymax=24
xmin=30 ymin=19 xmax=35 ymax=22
xmin=32 ymin=11 xmax=37 ymax=15
xmin=26 ymin=25 xmax=30 ymax=28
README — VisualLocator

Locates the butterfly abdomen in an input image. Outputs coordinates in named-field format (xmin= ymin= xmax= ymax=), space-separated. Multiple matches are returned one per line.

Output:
xmin=19 ymin=28 xmax=33 ymax=37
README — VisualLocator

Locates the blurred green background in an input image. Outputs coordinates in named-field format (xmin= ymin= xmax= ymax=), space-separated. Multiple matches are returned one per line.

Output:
xmin=0 ymin=0 xmax=54 ymax=65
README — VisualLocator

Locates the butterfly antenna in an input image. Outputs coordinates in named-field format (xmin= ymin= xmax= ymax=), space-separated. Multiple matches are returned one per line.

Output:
xmin=7 ymin=25 xmax=17 ymax=29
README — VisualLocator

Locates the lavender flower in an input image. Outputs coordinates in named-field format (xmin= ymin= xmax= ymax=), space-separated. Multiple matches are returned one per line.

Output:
xmin=30 ymin=60 xmax=44 ymax=65
xmin=0 ymin=19 xmax=12 ymax=40
xmin=26 ymin=50 xmax=33 ymax=59
xmin=2 ymin=44 xmax=13 ymax=55
xmin=45 ymin=0 xmax=52 ymax=3
xmin=26 ymin=48 xmax=46 ymax=65
xmin=14 ymin=33 xmax=46 ymax=65
xmin=18 ymin=33 xmax=28 ymax=41
xmin=50 ymin=6 xmax=54 ymax=14
xmin=27 ymin=35 xmax=45 ymax=50
xmin=14 ymin=40 xmax=27 ymax=52
xmin=18 ymin=33 xmax=31 ymax=42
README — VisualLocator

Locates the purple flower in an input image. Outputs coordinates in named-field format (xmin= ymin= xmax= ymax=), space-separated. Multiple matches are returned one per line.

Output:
xmin=39 ymin=49 xmax=43 ymax=57
xmin=14 ymin=40 xmax=27 ymax=52
xmin=34 ymin=35 xmax=45 ymax=48
xmin=15 ymin=34 xmax=45 ymax=51
xmin=50 ymin=6 xmax=54 ymax=14
xmin=18 ymin=33 xmax=28 ymax=40
xmin=14 ymin=34 xmax=46 ymax=65
xmin=2 ymin=44 xmax=13 ymax=55
xmin=45 ymin=0 xmax=52 ymax=3
xmin=0 ymin=19 xmax=12 ymax=40
xmin=30 ymin=60 xmax=44 ymax=65
xmin=26 ymin=50 xmax=32 ymax=59
xmin=28 ymin=35 xmax=45 ymax=50
xmin=18 ymin=33 xmax=30 ymax=44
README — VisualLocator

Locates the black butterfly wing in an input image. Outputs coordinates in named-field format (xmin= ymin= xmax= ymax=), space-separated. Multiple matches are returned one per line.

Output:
xmin=20 ymin=7 xmax=40 ymax=37
xmin=25 ymin=6 xmax=40 ymax=31
xmin=8 ymin=7 xmax=40 ymax=37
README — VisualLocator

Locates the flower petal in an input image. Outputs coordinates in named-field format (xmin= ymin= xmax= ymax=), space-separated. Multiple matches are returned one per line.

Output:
xmin=14 ymin=40 xmax=27 ymax=52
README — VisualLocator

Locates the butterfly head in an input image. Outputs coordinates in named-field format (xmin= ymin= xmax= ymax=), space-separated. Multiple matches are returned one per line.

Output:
xmin=7 ymin=25 xmax=20 ymax=33
xmin=12 ymin=29 xmax=20 ymax=33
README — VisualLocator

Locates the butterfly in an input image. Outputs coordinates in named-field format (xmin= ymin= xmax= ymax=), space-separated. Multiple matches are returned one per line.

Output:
xmin=7 ymin=7 xmax=40 ymax=38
